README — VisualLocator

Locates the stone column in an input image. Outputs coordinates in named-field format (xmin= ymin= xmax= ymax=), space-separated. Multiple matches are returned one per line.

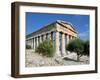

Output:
xmin=41 ymin=35 xmax=43 ymax=42
xmin=67 ymin=35 xmax=69 ymax=44
xmin=37 ymin=36 xmax=39 ymax=47
xmin=38 ymin=36 xmax=40 ymax=44
xmin=62 ymin=33 xmax=66 ymax=56
xmin=42 ymin=35 xmax=44 ymax=41
xmin=65 ymin=34 xmax=67 ymax=46
xmin=34 ymin=37 xmax=36 ymax=50
xmin=40 ymin=35 xmax=42 ymax=43
xmin=43 ymin=34 xmax=46 ymax=40
xmin=70 ymin=36 xmax=72 ymax=40
xmin=30 ymin=39 xmax=33 ymax=49
xmin=55 ymin=31 xmax=60 ymax=57
xmin=48 ymin=33 xmax=51 ymax=40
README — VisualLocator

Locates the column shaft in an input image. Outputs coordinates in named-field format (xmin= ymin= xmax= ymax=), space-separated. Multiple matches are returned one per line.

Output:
xmin=34 ymin=37 xmax=36 ymax=50
xmin=40 ymin=35 xmax=42 ymax=43
xmin=70 ymin=36 xmax=72 ymax=40
xmin=43 ymin=34 xmax=46 ymax=40
xmin=67 ymin=35 xmax=69 ymax=44
xmin=48 ymin=33 xmax=51 ymax=40
xmin=55 ymin=31 xmax=60 ymax=57
xmin=37 ymin=37 xmax=38 ymax=47
xmin=31 ymin=39 xmax=33 ymax=49
xmin=62 ymin=33 xmax=66 ymax=56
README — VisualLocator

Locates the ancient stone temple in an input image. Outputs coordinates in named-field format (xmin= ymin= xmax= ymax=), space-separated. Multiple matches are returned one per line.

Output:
xmin=26 ymin=20 xmax=77 ymax=57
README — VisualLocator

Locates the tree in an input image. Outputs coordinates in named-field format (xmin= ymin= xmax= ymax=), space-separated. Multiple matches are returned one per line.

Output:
xmin=66 ymin=39 xmax=85 ymax=61
xmin=83 ymin=40 xmax=89 ymax=56
xmin=35 ymin=39 xmax=54 ymax=57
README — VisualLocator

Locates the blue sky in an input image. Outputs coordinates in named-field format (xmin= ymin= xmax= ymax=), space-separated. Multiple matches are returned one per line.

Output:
xmin=26 ymin=12 xmax=89 ymax=40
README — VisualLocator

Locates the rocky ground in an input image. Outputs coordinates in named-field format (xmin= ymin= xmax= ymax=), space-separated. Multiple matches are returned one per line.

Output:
xmin=25 ymin=49 xmax=89 ymax=67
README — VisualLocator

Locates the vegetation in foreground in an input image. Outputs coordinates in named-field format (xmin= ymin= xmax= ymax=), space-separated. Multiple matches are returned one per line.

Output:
xmin=26 ymin=38 xmax=89 ymax=62
xmin=66 ymin=38 xmax=89 ymax=61
xmin=35 ymin=39 xmax=54 ymax=57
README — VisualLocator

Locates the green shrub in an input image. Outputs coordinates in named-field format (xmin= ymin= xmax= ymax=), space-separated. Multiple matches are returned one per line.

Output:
xmin=66 ymin=38 xmax=86 ymax=61
xmin=35 ymin=39 xmax=54 ymax=57
xmin=26 ymin=45 xmax=31 ymax=49
xmin=83 ymin=40 xmax=89 ymax=56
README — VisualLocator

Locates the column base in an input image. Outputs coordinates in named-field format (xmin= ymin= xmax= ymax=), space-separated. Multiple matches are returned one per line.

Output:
xmin=54 ymin=52 xmax=61 ymax=58
xmin=62 ymin=52 xmax=67 ymax=57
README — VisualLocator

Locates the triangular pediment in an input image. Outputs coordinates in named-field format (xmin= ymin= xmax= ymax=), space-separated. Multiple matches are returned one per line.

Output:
xmin=56 ymin=20 xmax=76 ymax=32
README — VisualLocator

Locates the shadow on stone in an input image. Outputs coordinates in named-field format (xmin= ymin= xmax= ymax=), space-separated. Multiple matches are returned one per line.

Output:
xmin=63 ymin=57 xmax=78 ymax=62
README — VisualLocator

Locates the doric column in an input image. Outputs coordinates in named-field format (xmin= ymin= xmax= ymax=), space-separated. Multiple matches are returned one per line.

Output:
xmin=62 ymin=33 xmax=66 ymax=56
xmin=38 ymin=36 xmax=40 ymax=44
xmin=34 ymin=37 xmax=36 ymax=50
xmin=43 ymin=34 xmax=46 ymax=40
xmin=55 ymin=31 xmax=60 ymax=57
xmin=70 ymin=36 xmax=73 ymax=40
xmin=40 ymin=36 xmax=42 ymax=43
xmin=65 ymin=34 xmax=67 ymax=46
xmin=30 ymin=39 xmax=33 ymax=49
xmin=67 ymin=35 xmax=69 ymax=44
xmin=42 ymin=35 xmax=45 ymax=41
xmin=48 ymin=33 xmax=51 ymax=40
xmin=37 ymin=36 xmax=39 ymax=47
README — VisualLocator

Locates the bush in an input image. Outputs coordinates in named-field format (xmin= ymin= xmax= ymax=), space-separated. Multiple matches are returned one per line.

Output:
xmin=26 ymin=45 xmax=31 ymax=49
xmin=35 ymin=39 xmax=54 ymax=57
xmin=83 ymin=40 xmax=89 ymax=56
xmin=66 ymin=38 xmax=89 ymax=61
